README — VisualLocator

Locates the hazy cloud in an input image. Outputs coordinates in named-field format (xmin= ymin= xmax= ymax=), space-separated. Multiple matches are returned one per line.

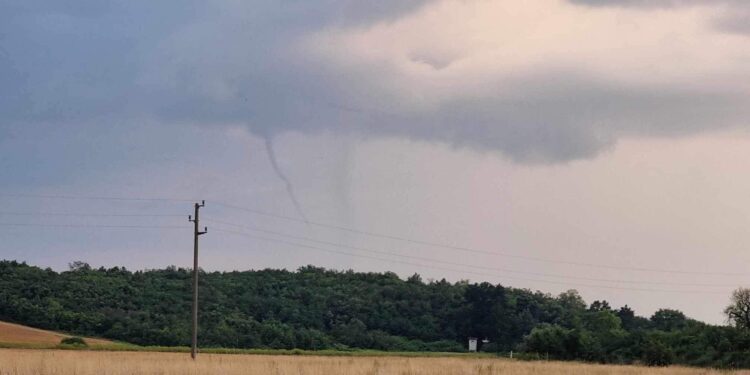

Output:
xmin=567 ymin=0 xmax=750 ymax=36
xmin=2 ymin=0 xmax=750 ymax=163
xmin=567 ymin=0 xmax=747 ymax=8
xmin=713 ymin=9 xmax=750 ymax=36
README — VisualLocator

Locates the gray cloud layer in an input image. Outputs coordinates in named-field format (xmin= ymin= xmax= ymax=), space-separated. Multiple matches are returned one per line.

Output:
xmin=2 ymin=0 xmax=749 ymax=163
xmin=569 ymin=0 xmax=750 ymax=36
xmin=568 ymin=0 xmax=745 ymax=8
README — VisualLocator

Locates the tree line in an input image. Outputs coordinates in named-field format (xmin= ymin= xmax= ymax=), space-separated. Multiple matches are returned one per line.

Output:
xmin=1 ymin=260 xmax=750 ymax=368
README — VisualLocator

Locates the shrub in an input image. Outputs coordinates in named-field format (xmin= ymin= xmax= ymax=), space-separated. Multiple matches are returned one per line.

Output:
xmin=480 ymin=342 xmax=499 ymax=353
xmin=423 ymin=340 xmax=464 ymax=353
xmin=642 ymin=339 xmax=673 ymax=367
xmin=60 ymin=336 xmax=87 ymax=346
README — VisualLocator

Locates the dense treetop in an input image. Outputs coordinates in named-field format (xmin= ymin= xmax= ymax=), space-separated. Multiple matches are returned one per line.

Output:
xmin=1 ymin=260 xmax=749 ymax=368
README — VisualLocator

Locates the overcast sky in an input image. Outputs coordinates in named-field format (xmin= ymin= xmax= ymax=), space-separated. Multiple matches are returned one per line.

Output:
xmin=3 ymin=0 xmax=750 ymax=324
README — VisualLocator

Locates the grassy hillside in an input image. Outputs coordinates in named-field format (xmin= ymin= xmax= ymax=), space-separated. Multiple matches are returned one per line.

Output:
xmin=0 ymin=321 xmax=111 ymax=346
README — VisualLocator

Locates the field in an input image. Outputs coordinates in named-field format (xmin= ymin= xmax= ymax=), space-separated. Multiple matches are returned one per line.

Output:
xmin=0 ymin=322 xmax=744 ymax=374
xmin=0 ymin=349 xmax=745 ymax=375
xmin=0 ymin=321 xmax=111 ymax=346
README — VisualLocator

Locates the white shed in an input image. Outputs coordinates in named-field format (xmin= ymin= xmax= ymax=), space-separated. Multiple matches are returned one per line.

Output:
xmin=468 ymin=337 xmax=478 ymax=352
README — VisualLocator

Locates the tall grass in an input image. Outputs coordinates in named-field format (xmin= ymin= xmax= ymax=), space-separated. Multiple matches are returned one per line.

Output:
xmin=0 ymin=342 xmax=495 ymax=357
xmin=0 ymin=349 xmax=736 ymax=375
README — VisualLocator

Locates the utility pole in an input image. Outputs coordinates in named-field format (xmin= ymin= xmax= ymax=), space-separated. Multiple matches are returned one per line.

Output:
xmin=189 ymin=201 xmax=207 ymax=360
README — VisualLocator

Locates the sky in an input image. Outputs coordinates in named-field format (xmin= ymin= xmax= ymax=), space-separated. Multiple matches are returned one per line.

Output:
xmin=2 ymin=0 xmax=750 ymax=324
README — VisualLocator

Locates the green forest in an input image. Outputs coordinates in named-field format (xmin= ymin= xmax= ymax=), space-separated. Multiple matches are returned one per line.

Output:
xmin=2 ymin=260 xmax=750 ymax=368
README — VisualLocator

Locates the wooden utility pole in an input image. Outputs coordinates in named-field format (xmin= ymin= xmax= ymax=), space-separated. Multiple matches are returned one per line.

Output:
xmin=189 ymin=201 xmax=207 ymax=360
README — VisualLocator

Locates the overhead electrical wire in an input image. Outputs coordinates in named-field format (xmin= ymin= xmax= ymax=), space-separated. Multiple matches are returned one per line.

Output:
xmin=203 ymin=218 xmax=745 ymax=288
xmin=0 ymin=223 xmax=187 ymax=229
xmin=0 ymin=211 xmax=184 ymax=218
xmin=0 ymin=193 xmax=195 ymax=203
xmin=210 ymin=201 xmax=747 ymax=277
xmin=2 ymin=193 xmax=744 ymax=278
xmin=210 ymin=226 xmax=727 ymax=295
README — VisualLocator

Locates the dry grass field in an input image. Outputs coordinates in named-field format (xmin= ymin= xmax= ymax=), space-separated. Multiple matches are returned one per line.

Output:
xmin=0 ymin=349 xmax=746 ymax=375
xmin=0 ymin=322 xmax=111 ymax=346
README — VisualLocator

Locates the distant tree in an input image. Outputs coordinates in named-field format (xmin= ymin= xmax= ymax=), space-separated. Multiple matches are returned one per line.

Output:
xmin=332 ymin=319 xmax=370 ymax=348
xmin=68 ymin=261 xmax=91 ymax=272
xmin=522 ymin=324 xmax=600 ymax=361
xmin=642 ymin=338 xmax=674 ymax=367
xmin=522 ymin=324 xmax=568 ymax=358
xmin=650 ymin=309 xmax=687 ymax=332
xmin=462 ymin=282 xmax=508 ymax=348
xmin=558 ymin=290 xmax=586 ymax=311
xmin=556 ymin=290 xmax=586 ymax=328
xmin=616 ymin=306 xmax=635 ymax=329
xmin=725 ymin=288 xmax=750 ymax=329
xmin=615 ymin=305 xmax=651 ymax=332
xmin=588 ymin=300 xmax=611 ymax=312
xmin=406 ymin=273 xmax=423 ymax=285
xmin=583 ymin=310 xmax=621 ymax=333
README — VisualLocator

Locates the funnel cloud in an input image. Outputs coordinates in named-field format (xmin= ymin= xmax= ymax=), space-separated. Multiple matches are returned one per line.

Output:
xmin=263 ymin=137 xmax=309 ymax=222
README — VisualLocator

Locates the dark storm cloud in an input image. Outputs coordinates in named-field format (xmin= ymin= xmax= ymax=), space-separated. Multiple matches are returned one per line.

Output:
xmin=0 ymin=0 xmax=430 ymax=121
xmin=1 ymin=0 xmax=749 ymax=163
xmin=357 ymin=70 xmax=748 ymax=163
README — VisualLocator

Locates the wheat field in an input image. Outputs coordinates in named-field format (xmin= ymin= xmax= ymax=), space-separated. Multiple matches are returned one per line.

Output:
xmin=0 ymin=349 xmax=746 ymax=375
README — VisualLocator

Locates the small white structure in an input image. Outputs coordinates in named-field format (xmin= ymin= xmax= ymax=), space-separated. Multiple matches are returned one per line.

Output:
xmin=468 ymin=337 xmax=478 ymax=352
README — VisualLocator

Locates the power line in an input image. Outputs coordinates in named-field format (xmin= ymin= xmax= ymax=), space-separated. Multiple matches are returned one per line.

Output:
xmin=204 ymin=218 xmax=744 ymax=288
xmin=0 ymin=193 xmax=195 ymax=203
xmin=210 ymin=227 xmax=727 ymax=295
xmin=0 ymin=211 xmax=184 ymax=218
xmin=4 ymin=194 xmax=743 ymax=277
xmin=210 ymin=201 xmax=747 ymax=277
xmin=0 ymin=223 xmax=187 ymax=229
